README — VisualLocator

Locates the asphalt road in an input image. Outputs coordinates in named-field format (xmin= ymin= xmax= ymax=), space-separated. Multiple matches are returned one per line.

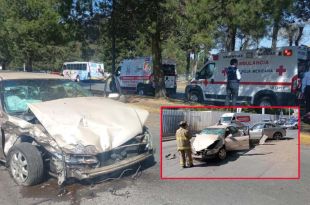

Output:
xmin=162 ymin=130 xmax=298 ymax=178
xmin=0 ymin=114 xmax=310 ymax=205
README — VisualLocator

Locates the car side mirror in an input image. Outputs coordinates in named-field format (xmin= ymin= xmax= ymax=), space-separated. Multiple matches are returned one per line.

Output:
xmin=108 ymin=93 xmax=120 ymax=100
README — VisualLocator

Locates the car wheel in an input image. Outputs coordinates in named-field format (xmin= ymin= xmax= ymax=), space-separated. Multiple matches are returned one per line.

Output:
xmin=8 ymin=143 xmax=44 ymax=186
xmin=273 ymin=132 xmax=282 ymax=140
xmin=217 ymin=147 xmax=227 ymax=160
xmin=75 ymin=75 xmax=80 ymax=82
xmin=188 ymin=91 xmax=202 ymax=103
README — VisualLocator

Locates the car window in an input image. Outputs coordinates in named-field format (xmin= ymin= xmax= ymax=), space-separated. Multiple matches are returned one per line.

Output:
xmin=252 ymin=123 xmax=264 ymax=130
xmin=2 ymin=79 xmax=92 ymax=114
xmin=228 ymin=126 xmax=238 ymax=134
xmin=264 ymin=123 xmax=275 ymax=128
xmin=201 ymin=128 xmax=225 ymax=136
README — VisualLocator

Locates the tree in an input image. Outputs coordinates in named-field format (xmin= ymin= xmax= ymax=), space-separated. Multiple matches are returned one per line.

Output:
xmin=284 ymin=0 xmax=310 ymax=46
xmin=0 ymin=0 xmax=69 ymax=71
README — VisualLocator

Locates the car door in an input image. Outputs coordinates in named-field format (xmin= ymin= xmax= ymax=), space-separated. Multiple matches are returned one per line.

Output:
xmin=249 ymin=123 xmax=264 ymax=140
xmin=225 ymin=126 xmax=249 ymax=151
xmin=0 ymin=127 xmax=4 ymax=160
xmin=262 ymin=123 xmax=275 ymax=138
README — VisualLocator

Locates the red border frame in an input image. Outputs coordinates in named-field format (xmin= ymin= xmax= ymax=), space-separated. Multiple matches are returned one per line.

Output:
xmin=160 ymin=106 xmax=301 ymax=180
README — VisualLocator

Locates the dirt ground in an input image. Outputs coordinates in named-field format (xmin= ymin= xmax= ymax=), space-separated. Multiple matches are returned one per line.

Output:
xmin=124 ymin=95 xmax=198 ymax=113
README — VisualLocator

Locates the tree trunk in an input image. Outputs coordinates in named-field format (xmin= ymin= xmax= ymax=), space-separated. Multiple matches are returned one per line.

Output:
xmin=226 ymin=26 xmax=236 ymax=51
xmin=186 ymin=50 xmax=190 ymax=81
xmin=295 ymin=26 xmax=304 ymax=46
xmin=289 ymin=36 xmax=293 ymax=46
xmin=152 ymin=10 xmax=165 ymax=98
xmin=1 ymin=62 xmax=5 ymax=70
xmin=111 ymin=0 xmax=116 ymax=74
xmin=26 ymin=56 xmax=33 ymax=72
xmin=271 ymin=21 xmax=280 ymax=49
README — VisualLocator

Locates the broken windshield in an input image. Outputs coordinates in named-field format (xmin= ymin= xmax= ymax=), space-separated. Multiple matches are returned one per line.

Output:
xmin=2 ymin=79 xmax=91 ymax=114
xmin=200 ymin=128 xmax=225 ymax=136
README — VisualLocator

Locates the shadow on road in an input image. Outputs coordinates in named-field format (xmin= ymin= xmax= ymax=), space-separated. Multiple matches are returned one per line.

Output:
xmin=242 ymin=152 xmax=273 ymax=156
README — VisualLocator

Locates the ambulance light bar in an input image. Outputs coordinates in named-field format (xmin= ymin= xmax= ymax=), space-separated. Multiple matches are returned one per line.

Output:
xmin=283 ymin=49 xmax=293 ymax=56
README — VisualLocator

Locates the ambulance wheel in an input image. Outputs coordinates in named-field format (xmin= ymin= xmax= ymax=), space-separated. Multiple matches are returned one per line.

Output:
xmin=109 ymin=81 xmax=117 ymax=92
xmin=256 ymin=96 xmax=275 ymax=106
xmin=137 ymin=86 xmax=145 ymax=96
xmin=188 ymin=91 xmax=202 ymax=103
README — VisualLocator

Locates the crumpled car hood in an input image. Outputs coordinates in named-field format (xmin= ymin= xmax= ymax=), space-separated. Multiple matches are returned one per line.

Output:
xmin=28 ymin=97 xmax=149 ymax=154
xmin=192 ymin=134 xmax=221 ymax=152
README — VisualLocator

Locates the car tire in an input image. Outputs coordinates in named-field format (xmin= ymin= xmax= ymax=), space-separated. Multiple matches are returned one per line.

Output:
xmin=273 ymin=132 xmax=283 ymax=140
xmin=75 ymin=75 xmax=80 ymax=82
xmin=188 ymin=90 xmax=202 ymax=103
xmin=256 ymin=96 xmax=275 ymax=106
xmin=8 ymin=143 xmax=44 ymax=186
xmin=217 ymin=147 xmax=227 ymax=160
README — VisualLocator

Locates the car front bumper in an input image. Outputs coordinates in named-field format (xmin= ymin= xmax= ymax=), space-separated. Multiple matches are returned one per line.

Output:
xmin=66 ymin=152 xmax=153 ymax=180
xmin=192 ymin=148 xmax=219 ymax=159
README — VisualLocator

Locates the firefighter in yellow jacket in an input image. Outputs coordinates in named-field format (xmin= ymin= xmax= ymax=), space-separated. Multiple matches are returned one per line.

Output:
xmin=176 ymin=121 xmax=194 ymax=168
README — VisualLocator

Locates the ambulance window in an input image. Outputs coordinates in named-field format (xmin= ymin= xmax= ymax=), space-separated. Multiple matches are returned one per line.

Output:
xmin=298 ymin=60 xmax=307 ymax=78
xmin=199 ymin=63 xmax=215 ymax=79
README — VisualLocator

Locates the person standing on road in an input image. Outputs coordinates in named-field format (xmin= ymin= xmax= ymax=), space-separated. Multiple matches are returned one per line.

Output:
xmin=302 ymin=66 xmax=310 ymax=113
xmin=175 ymin=121 xmax=194 ymax=168
xmin=225 ymin=58 xmax=241 ymax=106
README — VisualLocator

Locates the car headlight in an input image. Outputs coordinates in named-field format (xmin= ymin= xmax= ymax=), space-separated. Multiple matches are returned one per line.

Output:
xmin=143 ymin=128 xmax=153 ymax=151
xmin=65 ymin=155 xmax=99 ymax=165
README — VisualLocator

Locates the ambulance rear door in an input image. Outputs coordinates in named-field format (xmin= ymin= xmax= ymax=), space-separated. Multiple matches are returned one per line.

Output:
xmin=119 ymin=58 xmax=146 ymax=90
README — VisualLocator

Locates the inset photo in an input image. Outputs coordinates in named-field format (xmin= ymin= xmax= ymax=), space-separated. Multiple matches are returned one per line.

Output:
xmin=161 ymin=106 xmax=300 ymax=179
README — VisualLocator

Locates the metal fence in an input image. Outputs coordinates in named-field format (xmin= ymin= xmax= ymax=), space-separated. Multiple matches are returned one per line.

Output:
xmin=162 ymin=109 xmax=285 ymax=138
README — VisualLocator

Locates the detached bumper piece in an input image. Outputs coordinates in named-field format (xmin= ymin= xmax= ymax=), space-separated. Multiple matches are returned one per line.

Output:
xmin=67 ymin=152 xmax=153 ymax=179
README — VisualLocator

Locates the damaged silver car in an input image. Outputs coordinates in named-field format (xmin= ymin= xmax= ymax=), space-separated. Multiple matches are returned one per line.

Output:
xmin=0 ymin=72 xmax=154 ymax=186
xmin=249 ymin=122 xmax=286 ymax=140
xmin=192 ymin=124 xmax=249 ymax=161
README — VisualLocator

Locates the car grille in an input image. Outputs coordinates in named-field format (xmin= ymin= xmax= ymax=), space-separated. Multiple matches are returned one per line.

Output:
xmin=96 ymin=134 xmax=148 ymax=167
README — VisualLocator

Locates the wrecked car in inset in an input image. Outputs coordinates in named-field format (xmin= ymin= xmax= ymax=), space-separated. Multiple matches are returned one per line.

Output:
xmin=192 ymin=124 xmax=249 ymax=161
xmin=0 ymin=72 xmax=154 ymax=186
xmin=249 ymin=122 xmax=286 ymax=141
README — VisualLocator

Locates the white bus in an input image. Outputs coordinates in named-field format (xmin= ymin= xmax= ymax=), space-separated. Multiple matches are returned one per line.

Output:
xmin=62 ymin=61 xmax=104 ymax=81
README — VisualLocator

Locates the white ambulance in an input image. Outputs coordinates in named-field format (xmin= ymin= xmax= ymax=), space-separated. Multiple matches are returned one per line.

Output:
xmin=185 ymin=46 xmax=310 ymax=106
xmin=112 ymin=57 xmax=177 ymax=95
xmin=220 ymin=112 xmax=251 ymax=127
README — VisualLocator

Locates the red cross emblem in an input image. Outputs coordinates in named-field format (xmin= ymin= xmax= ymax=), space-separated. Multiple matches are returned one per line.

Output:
xmin=276 ymin=65 xmax=286 ymax=76
xmin=222 ymin=68 xmax=227 ymax=76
